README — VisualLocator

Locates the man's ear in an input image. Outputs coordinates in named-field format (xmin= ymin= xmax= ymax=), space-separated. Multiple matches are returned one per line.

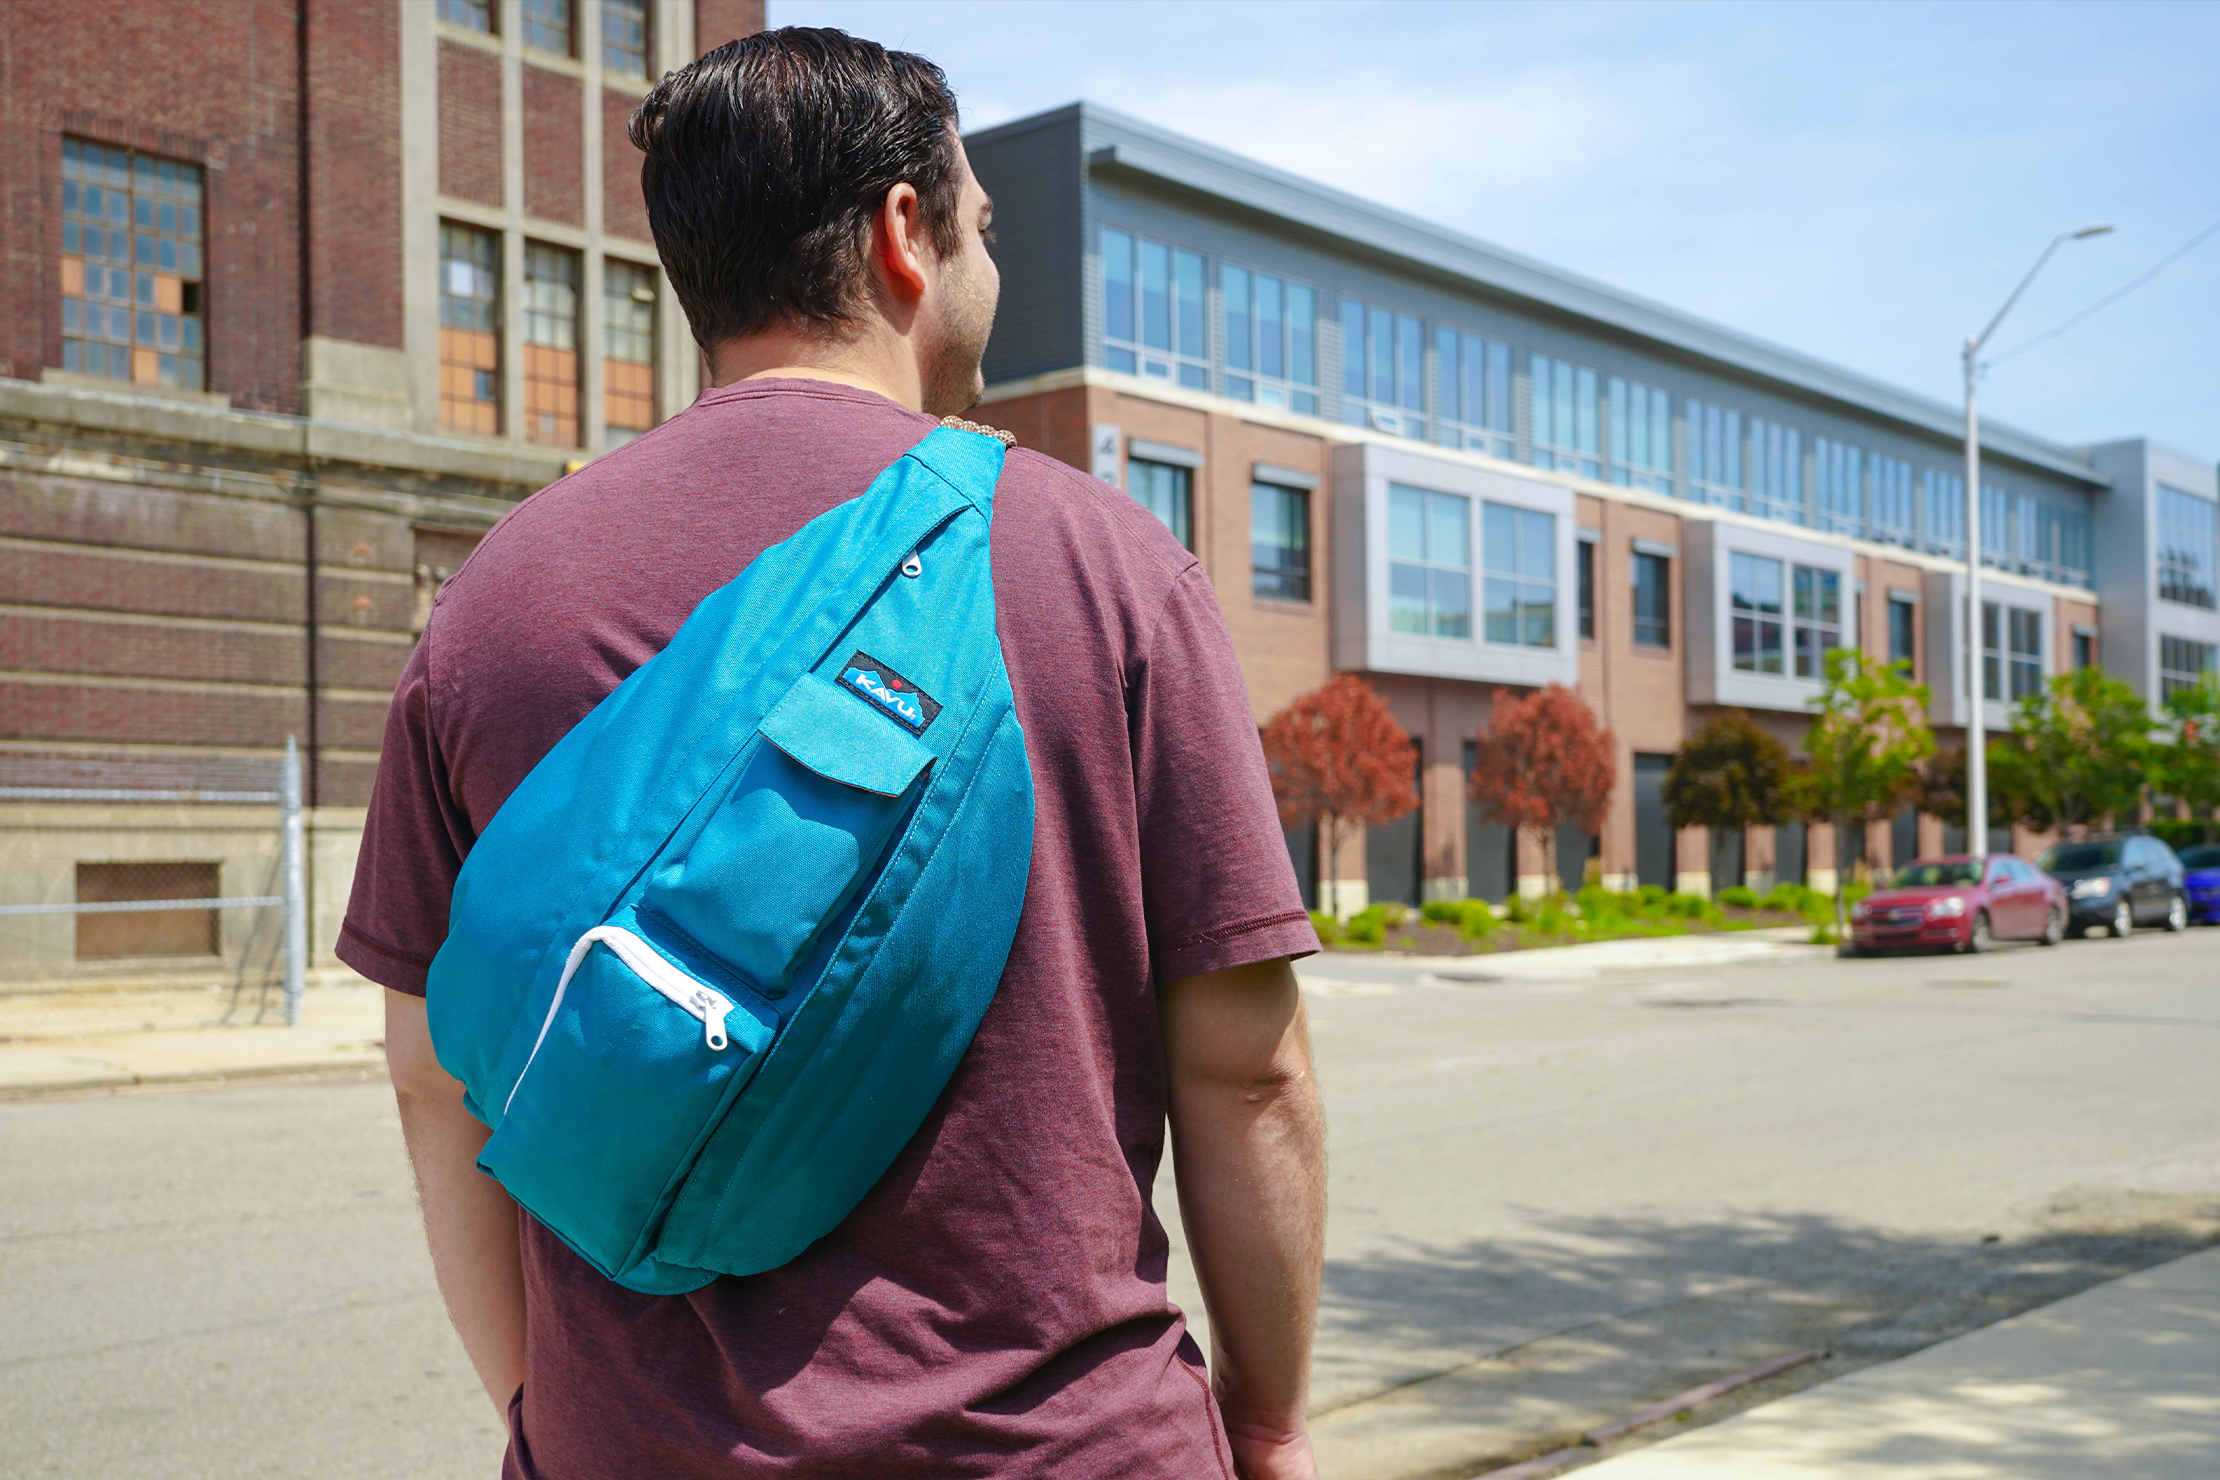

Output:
xmin=873 ymin=181 xmax=931 ymax=306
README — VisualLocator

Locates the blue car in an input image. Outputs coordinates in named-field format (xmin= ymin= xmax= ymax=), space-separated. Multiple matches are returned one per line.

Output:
xmin=2181 ymin=844 xmax=2220 ymax=924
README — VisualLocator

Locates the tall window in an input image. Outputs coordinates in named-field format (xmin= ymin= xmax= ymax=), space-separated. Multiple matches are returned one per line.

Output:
xmin=1341 ymin=299 xmax=1424 ymax=437
xmin=439 ymin=223 xmax=500 ymax=435
xmin=1100 ymin=229 xmax=1205 ymax=388
xmin=1814 ymin=438 xmax=1864 ymax=536
xmin=522 ymin=0 xmax=573 ymax=54
xmin=1482 ymin=502 xmax=1555 ymax=647
xmin=1792 ymin=565 xmax=1841 ymax=677
xmin=2072 ymin=629 xmax=2095 ymax=671
xmin=602 ymin=0 xmax=650 ymax=77
xmin=2157 ymin=484 xmax=2218 ymax=610
xmin=59 ymin=141 xmax=204 ymax=391
xmin=1252 ymin=482 xmax=1311 ymax=601
xmin=1730 ymin=552 xmax=1784 ymax=673
xmin=1982 ymin=602 xmax=2042 ymax=702
xmin=1222 ymin=265 xmax=1318 ymax=414
xmin=1867 ymin=454 xmax=1914 ymax=545
xmin=1576 ymin=538 xmax=1595 ymax=640
xmin=1437 ymin=328 xmax=1512 ymax=459
xmin=521 ymin=243 xmax=580 ymax=446
xmin=439 ymin=0 xmax=494 ymax=31
xmin=1632 ymin=550 xmax=1670 ymax=649
xmin=1747 ymin=418 xmax=1804 ymax=524
xmin=1888 ymin=594 xmax=1917 ymax=672
xmin=1388 ymin=485 xmax=1470 ymax=637
xmin=1980 ymin=484 xmax=2012 ymax=565
xmin=1129 ymin=459 xmax=1191 ymax=548
xmin=1687 ymin=400 xmax=1744 ymax=510
xmin=1528 ymin=354 xmax=1600 ymax=479
xmin=1608 ymin=376 xmax=1671 ymax=492
xmin=2021 ymin=501 xmax=2093 ymax=589
xmin=2160 ymin=635 xmax=2217 ymax=701
xmin=603 ymin=257 xmax=657 ymax=446
xmin=1921 ymin=468 xmax=1965 ymax=557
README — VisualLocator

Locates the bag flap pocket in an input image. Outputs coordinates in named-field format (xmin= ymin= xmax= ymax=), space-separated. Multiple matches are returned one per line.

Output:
xmin=758 ymin=672 xmax=933 ymax=797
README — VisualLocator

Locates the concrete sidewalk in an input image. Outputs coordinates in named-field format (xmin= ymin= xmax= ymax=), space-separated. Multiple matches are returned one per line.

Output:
xmin=1571 ymin=1245 xmax=2220 ymax=1478
xmin=0 ymin=979 xmax=387 ymax=1096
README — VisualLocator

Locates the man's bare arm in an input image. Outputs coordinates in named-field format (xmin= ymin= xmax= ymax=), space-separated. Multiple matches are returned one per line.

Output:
xmin=1162 ymin=957 xmax=1325 ymax=1480
xmin=386 ymin=988 xmax=528 ymax=1414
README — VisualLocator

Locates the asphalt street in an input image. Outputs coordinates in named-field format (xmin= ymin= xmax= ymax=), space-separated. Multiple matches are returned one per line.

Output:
xmin=2 ymin=927 xmax=2214 ymax=1479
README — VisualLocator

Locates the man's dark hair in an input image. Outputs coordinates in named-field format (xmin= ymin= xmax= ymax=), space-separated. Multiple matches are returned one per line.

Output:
xmin=629 ymin=28 xmax=964 ymax=347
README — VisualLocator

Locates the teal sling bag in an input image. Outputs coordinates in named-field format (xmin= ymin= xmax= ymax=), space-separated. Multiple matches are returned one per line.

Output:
xmin=425 ymin=424 xmax=1034 ymax=1294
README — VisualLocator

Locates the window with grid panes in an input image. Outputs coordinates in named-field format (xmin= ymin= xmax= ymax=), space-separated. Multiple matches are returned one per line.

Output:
xmin=1438 ymin=329 xmax=1513 ymax=459
xmin=1389 ymin=485 xmax=1471 ymax=637
xmin=1815 ymin=438 xmax=1864 ymax=536
xmin=1633 ymin=551 xmax=1671 ymax=649
xmin=1607 ymin=376 xmax=1671 ymax=491
xmin=603 ymin=0 xmax=651 ymax=78
xmin=1576 ymin=539 xmax=1595 ymax=640
xmin=1129 ymin=460 xmax=1192 ymax=549
xmin=522 ymin=0 xmax=574 ymax=54
xmin=1251 ymin=482 xmax=1311 ymax=601
xmin=439 ymin=223 xmax=501 ymax=435
xmin=439 ymin=0 xmax=494 ymax=32
xmin=2157 ymin=484 xmax=2218 ymax=610
xmin=59 ymin=140 xmax=204 ymax=390
xmin=1731 ymin=553 xmax=1784 ymax=673
xmin=1688 ymin=400 xmax=1745 ymax=510
xmin=2160 ymin=635 xmax=2216 ymax=701
xmin=522 ymin=243 xmax=581 ymax=446
xmin=603 ymin=258 xmax=656 ymax=445
xmin=1920 ymin=468 xmax=1964 ymax=557
xmin=1748 ymin=418 xmax=1804 ymax=524
xmin=1529 ymin=354 xmax=1600 ymax=479
xmin=1889 ymin=595 xmax=1917 ymax=672
xmin=1341 ymin=299 xmax=1424 ymax=438
xmin=1221 ymin=264 xmax=1318 ymax=415
xmin=1482 ymin=502 xmax=1556 ymax=648
xmin=1981 ymin=601 xmax=2042 ymax=702
xmin=1100 ymin=228 xmax=1206 ymax=389
xmin=1791 ymin=565 xmax=1840 ymax=677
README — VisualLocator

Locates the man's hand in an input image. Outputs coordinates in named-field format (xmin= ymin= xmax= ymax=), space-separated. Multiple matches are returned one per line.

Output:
xmin=386 ymin=989 xmax=529 ymax=1414
xmin=1160 ymin=957 xmax=1324 ymax=1480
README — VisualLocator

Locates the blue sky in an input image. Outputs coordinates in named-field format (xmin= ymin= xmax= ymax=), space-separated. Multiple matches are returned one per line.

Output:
xmin=775 ymin=0 xmax=2217 ymax=462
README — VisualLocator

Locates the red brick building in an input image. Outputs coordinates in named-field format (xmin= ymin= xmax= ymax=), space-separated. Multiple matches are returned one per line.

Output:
xmin=1 ymin=0 xmax=764 ymax=978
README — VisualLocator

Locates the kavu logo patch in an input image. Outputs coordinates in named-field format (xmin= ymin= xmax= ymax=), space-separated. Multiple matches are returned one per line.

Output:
xmin=837 ymin=651 xmax=942 ymax=734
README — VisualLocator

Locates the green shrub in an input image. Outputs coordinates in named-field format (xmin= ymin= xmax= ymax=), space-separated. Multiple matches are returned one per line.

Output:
xmin=1758 ymin=881 xmax=1805 ymax=912
xmin=1308 ymin=909 xmax=1341 ymax=946
xmin=1342 ymin=903 xmax=1404 ymax=945
xmin=1455 ymin=899 xmax=1501 ymax=937
xmin=1421 ymin=899 xmax=1464 ymax=925
xmin=1809 ymin=922 xmax=1839 ymax=945
xmin=1719 ymin=885 xmax=1760 ymax=909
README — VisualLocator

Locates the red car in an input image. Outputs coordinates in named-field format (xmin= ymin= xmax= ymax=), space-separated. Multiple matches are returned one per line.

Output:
xmin=1848 ymin=854 xmax=2069 ymax=954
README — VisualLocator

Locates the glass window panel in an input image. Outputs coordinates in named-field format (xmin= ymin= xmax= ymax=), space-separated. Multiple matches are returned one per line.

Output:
xmin=1252 ymin=483 xmax=1310 ymax=601
xmin=1397 ymin=313 xmax=1423 ymax=412
xmin=603 ymin=0 xmax=650 ymax=77
xmin=1367 ymin=306 xmax=1393 ymax=406
xmin=1430 ymin=491 xmax=1469 ymax=569
xmin=1288 ymin=285 xmax=1316 ymax=388
xmin=2158 ymin=483 xmax=2218 ymax=609
xmin=1174 ymin=248 xmax=1205 ymax=359
xmin=1341 ymin=297 xmax=1367 ymax=399
xmin=59 ymin=138 xmax=204 ymax=389
xmin=1256 ymin=274 xmax=1283 ymax=381
xmin=1101 ymin=229 xmax=1134 ymax=346
xmin=1129 ymin=460 xmax=1191 ymax=548
xmin=1222 ymin=265 xmax=1251 ymax=373
xmin=1390 ymin=486 xmax=1426 ymax=562
xmin=1137 ymin=239 xmax=1170 ymax=351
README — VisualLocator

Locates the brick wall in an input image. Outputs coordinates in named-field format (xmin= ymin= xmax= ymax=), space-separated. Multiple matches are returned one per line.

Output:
xmin=438 ymin=40 xmax=503 ymax=207
xmin=603 ymin=87 xmax=651 ymax=243
xmin=696 ymin=0 xmax=769 ymax=52
xmin=522 ymin=65 xmax=584 ymax=226
xmin=304 ymin=0 xmax=404 ymax=347
xmin=0 ymin=0 xmax=308 ymax=412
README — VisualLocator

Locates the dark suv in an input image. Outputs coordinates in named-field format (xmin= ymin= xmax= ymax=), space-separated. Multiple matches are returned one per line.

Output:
xmin=2037 ymin=834 xmax=2188 ymax=938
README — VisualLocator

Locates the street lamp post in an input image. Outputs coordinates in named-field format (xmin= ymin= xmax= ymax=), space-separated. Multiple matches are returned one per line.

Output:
xmin=1960 ymin=224 xmax=2111 ymax=858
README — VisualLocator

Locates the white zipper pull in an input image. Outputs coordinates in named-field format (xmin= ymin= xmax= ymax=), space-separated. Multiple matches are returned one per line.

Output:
xmin=690 ymin=989 xmax=731 ymax=1050
xmin=900 ymin=549 xmax=922 ymax=578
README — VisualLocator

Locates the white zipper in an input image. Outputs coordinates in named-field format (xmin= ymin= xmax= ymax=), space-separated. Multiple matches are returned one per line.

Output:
xmin=503 ymin=925 xmax=738 ymax=1117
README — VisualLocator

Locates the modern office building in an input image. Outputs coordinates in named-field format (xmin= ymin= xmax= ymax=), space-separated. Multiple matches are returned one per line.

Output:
xmin=0 ymin=0 xmax=762 ymax=979
xmin=968 ymin=103 xmax=2219 ymax=909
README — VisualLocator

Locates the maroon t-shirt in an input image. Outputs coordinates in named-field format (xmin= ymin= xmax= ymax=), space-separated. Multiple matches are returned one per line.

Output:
xmin=340 ymin=380 xmax=1317 ymax=1478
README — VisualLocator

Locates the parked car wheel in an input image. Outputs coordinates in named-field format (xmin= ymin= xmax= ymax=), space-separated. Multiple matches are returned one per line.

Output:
xmin=2166 ymin=893 xmax=2188 ymax=933
xmin=2039 ymin=905 xmax=2065 ymax=947
xmin=2111 ymin=899 xmax=2134 ymax=939
xmin=1962 ymin=910 xmax=1992 ymax=954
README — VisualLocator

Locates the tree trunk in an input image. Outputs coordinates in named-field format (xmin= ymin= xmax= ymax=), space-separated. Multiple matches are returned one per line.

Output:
xmin=1833 ymin=810 xmax=1852 ymax=936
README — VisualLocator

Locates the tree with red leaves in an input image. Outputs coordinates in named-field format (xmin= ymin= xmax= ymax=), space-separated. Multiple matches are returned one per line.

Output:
xmin=1261 ymin=674 xmax=1419 ymax=916
xmin=1468 ymin=685 xmax=1616 ymax=892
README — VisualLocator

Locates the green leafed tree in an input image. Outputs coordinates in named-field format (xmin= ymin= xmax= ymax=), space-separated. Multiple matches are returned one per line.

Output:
xmin=2153 ymin=675 xmax=2220 ymax=844
xmin=1663 ymin=710 xmax=1794 ymax=896
xmin=1794 ymin=651 xmax=1934 ymax=933
xmin=1984 ymin=665 xmax=2153 ymax=836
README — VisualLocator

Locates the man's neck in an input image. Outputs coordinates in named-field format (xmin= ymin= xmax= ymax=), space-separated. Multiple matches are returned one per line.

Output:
xmin=708 ymin=322 xmax=922 ymax=411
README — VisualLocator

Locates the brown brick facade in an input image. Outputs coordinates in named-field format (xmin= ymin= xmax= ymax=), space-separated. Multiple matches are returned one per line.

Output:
xmin=522 ymin=65 xmax=584 ymax=227
xmin=695 ymin=0 xmax=769 ymax=52
xmin=437 ymin=40 xmax=503 ymax=208
xmin=603 ymin=87 xmax=651 ymax=243
xmin=304 ymin=0 xmax=404 ymax=348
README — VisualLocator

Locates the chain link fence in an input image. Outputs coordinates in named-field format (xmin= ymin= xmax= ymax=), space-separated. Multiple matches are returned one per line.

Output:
xmin=0 ymin=743 xmax=306 ymax=1041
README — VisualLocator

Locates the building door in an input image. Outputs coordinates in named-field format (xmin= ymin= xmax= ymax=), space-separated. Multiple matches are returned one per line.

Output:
xmin=1284 ymin=821 xmax=1317 ymax=911
xmin=1776 ymin=820 xmax=1806 ymax=886
xmin=1556 ymin=822 xmax=1593 ymax=892
xmin=1464 ymin=739 xmax=1513 ymax=901
xmin=1634 ymin=753 xmax=1674 ymax=891
xmin=1890 ymin=806 xmax=1918 ymax=870
xmin=1367 ymin=740 xmax=1423 ymax=907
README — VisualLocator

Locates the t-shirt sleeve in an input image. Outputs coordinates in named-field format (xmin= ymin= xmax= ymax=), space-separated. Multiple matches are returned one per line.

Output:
xmin=336 ymin=628 xmax=472 ymax=996
xmin=1130 ymin=564 xmax=1320 ymax=984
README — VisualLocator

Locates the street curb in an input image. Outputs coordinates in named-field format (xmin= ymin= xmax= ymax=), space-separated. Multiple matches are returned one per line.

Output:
xmin=0 ymin=1057 xmax=387 ymax=1103
xmin=1581 ymin=1349 xmax=1825 ymax=1445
